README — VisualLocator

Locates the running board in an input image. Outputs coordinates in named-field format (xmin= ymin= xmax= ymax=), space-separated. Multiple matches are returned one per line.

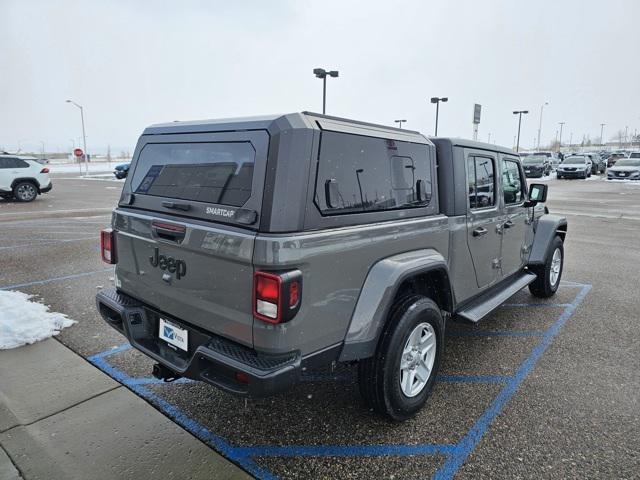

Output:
xmin=456 ymin=272 xmax=537 ymax=323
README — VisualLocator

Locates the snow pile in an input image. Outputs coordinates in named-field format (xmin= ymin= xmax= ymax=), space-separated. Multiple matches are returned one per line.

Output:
xmin=0 ymin=290 xmax=76 ymax=349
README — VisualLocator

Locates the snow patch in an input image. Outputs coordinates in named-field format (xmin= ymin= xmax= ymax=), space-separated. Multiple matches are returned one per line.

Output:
xmin=0 ymin=290 xmax=76 ymax=349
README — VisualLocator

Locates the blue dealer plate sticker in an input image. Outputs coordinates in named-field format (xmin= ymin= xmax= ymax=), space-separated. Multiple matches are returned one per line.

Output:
xmin=159 ymin=318 xmax=188 ymax=351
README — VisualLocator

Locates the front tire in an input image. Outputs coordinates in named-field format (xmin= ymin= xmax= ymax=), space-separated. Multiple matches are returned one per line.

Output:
xmin=13 ymin=181 xmax=38 ymax=202
xmin=358 ymin=295 xmax=444 ymax=421
xmin=529 ymin=236 xmax=564 ymax=298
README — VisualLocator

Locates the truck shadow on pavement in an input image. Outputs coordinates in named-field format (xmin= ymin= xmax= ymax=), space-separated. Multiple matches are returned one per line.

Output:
xmin=88 ymin=282 xmax=591 ymax=480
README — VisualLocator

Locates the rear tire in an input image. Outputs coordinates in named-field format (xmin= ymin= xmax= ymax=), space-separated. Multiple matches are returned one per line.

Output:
xmin=13 ymin=181 xmax=38 ymax=202
xmin=358 ymin=295 xmax=444 ymax=421
xmin=529 ymin=236 xmax=564 ymax=298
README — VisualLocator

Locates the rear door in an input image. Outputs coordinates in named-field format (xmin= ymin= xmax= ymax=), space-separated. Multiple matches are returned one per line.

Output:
xmin=465 ymin=151 xmax=503 ymax=289
xmin=500 ymin=155 xmax=529 ymax=277
xmin=114 ymin=130 xmax=269 ymax=348
xmin=0 ymin=157 xmax=12 ymax=190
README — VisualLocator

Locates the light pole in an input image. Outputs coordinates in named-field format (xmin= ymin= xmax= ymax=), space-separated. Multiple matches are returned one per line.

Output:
xmin=66 ymin=99 xmax=88 ymax=175
xmin=558 ymin=122 xmax=565 ymax=151
xmin=313 ymin=68 xmax=339 ymax=115
xmin=430 ymin=97 xmax=448 ymax=136
xmin=600 ymin=123 xmax=606 ymax=146
xmin=537 ymin=101 xmax=548 ymax=150
xmin=355 ymin=169 xmax=365 ymax=208
xmin=394 ymin=119 xmax=407 ymax=129
xmin=569 ymin=132 xmax=573 ymax=147
xmin=513 ymin=110 xmax=529 ymax=152
xmin=487 ymin=132 xmax=491 ymax=143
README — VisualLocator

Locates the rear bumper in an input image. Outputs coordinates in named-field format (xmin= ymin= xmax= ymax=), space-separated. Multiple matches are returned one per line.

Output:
xmin=96 ymin=288 xmax=302 ymax=397
xmin=40 ymin=182 xmax=53 ymax=193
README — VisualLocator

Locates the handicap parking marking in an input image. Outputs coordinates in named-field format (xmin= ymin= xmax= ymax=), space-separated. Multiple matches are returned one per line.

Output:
xmin=88 ymin=282 xmax=591 ymax=480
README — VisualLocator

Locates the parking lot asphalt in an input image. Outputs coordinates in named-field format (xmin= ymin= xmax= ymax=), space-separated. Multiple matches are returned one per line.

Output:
xmin=1 ymin=175 xmax=638 ymax=479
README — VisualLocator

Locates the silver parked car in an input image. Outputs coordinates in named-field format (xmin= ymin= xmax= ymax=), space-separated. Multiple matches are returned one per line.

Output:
xmin=607 ymin=158 xmax=640 ymax=180
xmin=557 ymin=156 xmax=592 ymax=179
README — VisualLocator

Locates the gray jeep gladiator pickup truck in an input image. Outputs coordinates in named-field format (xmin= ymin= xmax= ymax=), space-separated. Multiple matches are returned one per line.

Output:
xmin=96 ymin=112 xmax=567 ymax=421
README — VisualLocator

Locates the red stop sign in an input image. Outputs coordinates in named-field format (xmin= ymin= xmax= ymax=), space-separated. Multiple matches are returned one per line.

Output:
xmin=74 ymin=148 xmax=84 ymax=157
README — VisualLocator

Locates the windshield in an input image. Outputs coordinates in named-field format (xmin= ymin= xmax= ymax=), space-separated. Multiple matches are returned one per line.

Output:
xmin=562 ymin=157 xmax=586 ymax=165
xmin=523 ymin=156 xmax=547 ymax=164
xmin=614 ymin=159 xmax=640 ymax=167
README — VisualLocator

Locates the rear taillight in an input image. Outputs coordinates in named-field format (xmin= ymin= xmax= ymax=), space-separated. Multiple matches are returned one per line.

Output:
xmin=100 ymin=228 xmax=117 ymax=264
xmin=40 ymin=167 xmax=50 ymax=173
xmin=253 ymin=270 xmax=302 ymax=324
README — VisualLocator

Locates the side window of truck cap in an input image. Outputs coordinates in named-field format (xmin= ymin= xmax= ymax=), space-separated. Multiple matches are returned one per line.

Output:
xmin=315 ymin=131 xmax=433 ymax=215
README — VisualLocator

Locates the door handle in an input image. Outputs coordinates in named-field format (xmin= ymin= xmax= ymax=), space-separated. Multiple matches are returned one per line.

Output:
xmin=503 ymin=220 xmax=514 ymax=229
xmin=472 ymin=227 xmax=488 ymax=237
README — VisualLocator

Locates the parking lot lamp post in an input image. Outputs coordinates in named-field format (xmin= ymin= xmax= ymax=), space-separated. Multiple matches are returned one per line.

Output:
xmin=558 ymin=122 xmax=565 ymax=151
xmin=394 ymin=119 xmax=407 ymax=129
xmin=513 ymin=110 xmax=529 ymax=153
xmin=66 ymin=99 xmax=88 ymax=175
xmin=537 ymin=102 xmax=548 ymax=150
xmin=430 ymin=97 xmax=448 ymax=136
xmin=600 ymin=124 xmax=605 ymax=146
xmin=355 ymin=169 xmax=365 ymax=208
xmin=313 ymin=68 xmax=339 ymax=115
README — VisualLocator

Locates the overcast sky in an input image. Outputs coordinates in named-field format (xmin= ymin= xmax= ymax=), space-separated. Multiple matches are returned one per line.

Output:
xmin=1 ymin=0 xmax=639 ymax=154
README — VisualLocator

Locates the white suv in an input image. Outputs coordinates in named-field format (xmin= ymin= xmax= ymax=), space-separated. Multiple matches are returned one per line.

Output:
xmin=0 ymin=155 xmax=53 ymax=202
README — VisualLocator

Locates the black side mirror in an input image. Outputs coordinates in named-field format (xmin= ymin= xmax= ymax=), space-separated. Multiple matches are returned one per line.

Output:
xmin=527 ymin=183 xmax=548 ymax=205
xmin=325 ymin=179 xmax=340 ymax=209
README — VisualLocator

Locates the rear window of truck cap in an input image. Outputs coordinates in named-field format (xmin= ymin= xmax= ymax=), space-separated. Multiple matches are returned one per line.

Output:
xmin=130 ymin=142 xmax=255 ymax=207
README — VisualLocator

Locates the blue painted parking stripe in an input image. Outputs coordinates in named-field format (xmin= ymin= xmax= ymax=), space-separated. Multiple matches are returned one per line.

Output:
xmin=89 ymin=282 xmax=591 ymax=480
xmin=88 ymin=343 xmax=132 ymax=360
xmin=447 ymin=330 xmax=544 ymax=337
xmin=87 ymin=350 xmax=279 ymax=480
xmin=0 ymin=268 xmax=113 ymax=290
xmin=437 ymin=375 xmax=511 ymax=383
xmin=433 ymin=284 xmax=591 ymax=479
xmin=234 ymin=443 xmax=456 ymax=458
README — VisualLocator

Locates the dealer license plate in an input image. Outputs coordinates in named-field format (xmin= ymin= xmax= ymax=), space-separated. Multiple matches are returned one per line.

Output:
xmin=159 ymin=318 xmax=188 ymax=351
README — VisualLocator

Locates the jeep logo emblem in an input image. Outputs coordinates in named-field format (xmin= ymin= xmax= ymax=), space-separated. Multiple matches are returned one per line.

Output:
xmin=149 ymin=247 xmax=187 ymax=279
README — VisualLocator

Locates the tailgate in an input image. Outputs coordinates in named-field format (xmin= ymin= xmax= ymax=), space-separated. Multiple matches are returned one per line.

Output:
xmin=111 ymin=130 xmax=271 ymax=348
xmin=113 ymin=210 xmax=256 ymax=347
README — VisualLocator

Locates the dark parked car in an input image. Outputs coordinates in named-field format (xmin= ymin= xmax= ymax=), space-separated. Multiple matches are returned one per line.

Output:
xmin=114 ymin=163 xmax=130 ymax=179
xmin=584 ymin=153 xmax=606 ymax=174
xmin=522 ymin=155 xmax=551 ymax=177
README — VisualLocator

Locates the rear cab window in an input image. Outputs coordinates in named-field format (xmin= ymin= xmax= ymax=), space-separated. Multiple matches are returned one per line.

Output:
xmin=122 ymin=131 xmax=269 ymax=227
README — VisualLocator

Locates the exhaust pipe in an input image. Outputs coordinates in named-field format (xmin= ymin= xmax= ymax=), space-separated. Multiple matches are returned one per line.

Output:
xmin=152 ymin=363 xmax=181 ymax=382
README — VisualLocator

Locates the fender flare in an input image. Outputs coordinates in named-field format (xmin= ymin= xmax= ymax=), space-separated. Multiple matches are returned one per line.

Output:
xmin=528 ymin=214 xmax=567 ymax=266
xmin=339 ymin=249 xmax=452 ymax=362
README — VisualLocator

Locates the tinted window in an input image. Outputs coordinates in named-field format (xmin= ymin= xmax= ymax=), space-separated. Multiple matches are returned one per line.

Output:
xmin=0 ymin=157 xmax=27 ymax=168
xmin=502 ymin=158 xmax=524 ymax=204
xmin=315 ymin=131 xmax=432 ymax=215
xmin=467 ymin=156 xmax=496 ymax=209
xmin=130 ymin=142 xmax=255 ymax=207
